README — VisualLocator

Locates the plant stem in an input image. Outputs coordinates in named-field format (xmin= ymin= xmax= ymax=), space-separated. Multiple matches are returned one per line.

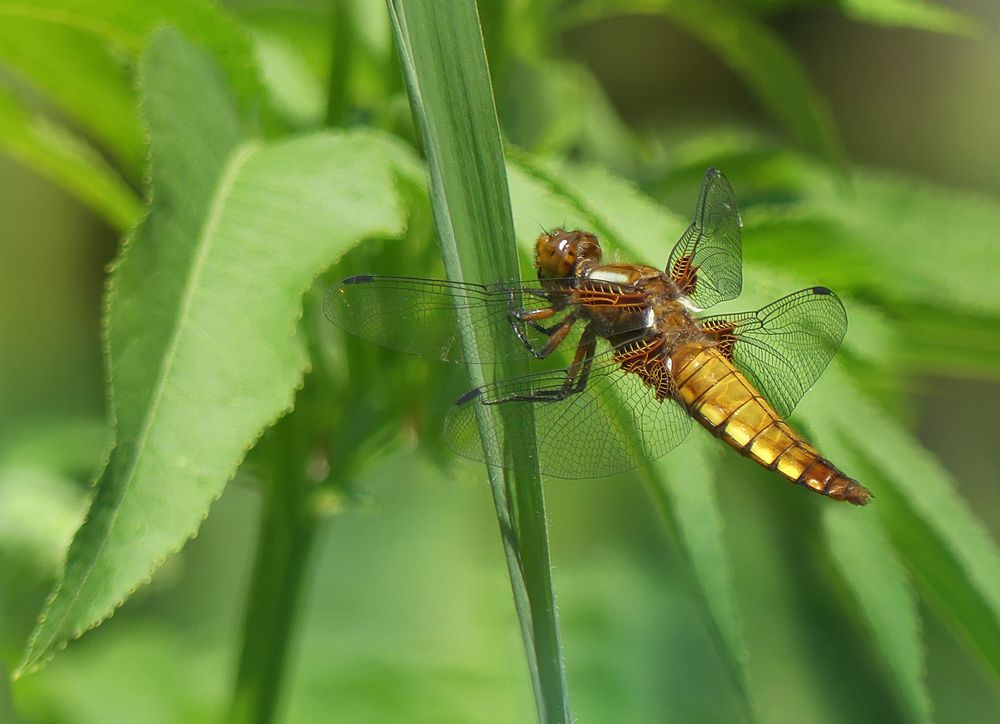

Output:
xmin=325 ymin=0 xmax=354 ymax=126
xmin=228 ymin=422 xmax=321 ymax=724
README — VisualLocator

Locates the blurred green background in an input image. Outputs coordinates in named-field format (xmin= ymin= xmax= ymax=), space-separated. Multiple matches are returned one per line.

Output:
xmin=2 ymin=1 xmax=1000 ymax=722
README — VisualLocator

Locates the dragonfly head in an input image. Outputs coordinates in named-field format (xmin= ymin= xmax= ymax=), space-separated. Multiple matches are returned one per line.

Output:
xmin=535 ymin=228 xmax=602 ymax=280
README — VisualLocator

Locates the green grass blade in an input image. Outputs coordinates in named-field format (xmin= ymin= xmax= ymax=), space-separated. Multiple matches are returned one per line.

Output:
xmin=0 ymin=86 xmax=141 ymax=230
xmin=386 ymin=2 xmax=571 ymax=721
xmin=15 ymin=28 xmax=410 ymax=676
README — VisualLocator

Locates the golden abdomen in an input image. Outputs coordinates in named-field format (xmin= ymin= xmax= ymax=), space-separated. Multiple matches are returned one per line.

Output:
xmin=670 ymin=344 xmax=871 ymax=505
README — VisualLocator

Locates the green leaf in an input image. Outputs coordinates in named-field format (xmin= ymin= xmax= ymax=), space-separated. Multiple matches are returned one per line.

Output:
xmin=0 ymin=18 xmax=145 ymax=176
xmin=819 ymin=472 xmax=932 ymax=722
xmin=386 ymin=2 xmax=571 ymax=721
xmin=501 ymin=57 xmax=638 ymax=174
xmin=647 ymin=434 xmax=758 ymax=723
xmin=839 ymin=0 xmax=977 ymax=35
xmin=0 ymin=0 xmax=262 ymax=173
xmin=807 ymin=364 xmax=1000 ymax=688
xmin=560 ymin=0 xmax=844 ymax=161
xmin=0 ymin=86 xmax=141 ymax=230
xmin=16 ymin=28 xmax=409 ymax=676
xmin=655 ymin=133 xmax=1000 ymax=377
xmin=805 ymin=168 xmax=1000 ymax=319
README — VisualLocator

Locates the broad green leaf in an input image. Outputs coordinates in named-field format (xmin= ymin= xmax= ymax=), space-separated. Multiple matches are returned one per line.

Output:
xmin=0 ymin=0 xmax=261 ymax=173
xmin=839 ymin=0 xmax=977 ymax=35
xmin=16 ymin=29 xmax=409 ymax=676
xmin=0 ymin=85 xmax=141 ymax=230
xmin=386 ymin=2 xmax=571 ymax=721
xmin=560 ymin=0 xmax=844 ymax=161
xmin=808 ymin=364 xmax=1000 ymax=686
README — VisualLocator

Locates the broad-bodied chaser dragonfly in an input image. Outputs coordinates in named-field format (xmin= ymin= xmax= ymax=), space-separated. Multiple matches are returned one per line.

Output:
xmin=325 ymin=168 xmax=872 ymax=505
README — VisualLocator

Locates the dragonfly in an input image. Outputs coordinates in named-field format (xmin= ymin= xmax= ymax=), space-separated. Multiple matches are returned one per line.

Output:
xmin=325 ymin=168 xmax=872 ymax=505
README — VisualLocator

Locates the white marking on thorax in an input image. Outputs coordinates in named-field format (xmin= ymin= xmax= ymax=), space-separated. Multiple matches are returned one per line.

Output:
xmin=679 ymin=296 xmax=703 ymax=313
xmin=588 ymin=269 xmax=631 ymax=284
xmin=666 ymin=356 xmax=673 ymax=373
xmin=644 ymin=307 xmax=656 ymax=329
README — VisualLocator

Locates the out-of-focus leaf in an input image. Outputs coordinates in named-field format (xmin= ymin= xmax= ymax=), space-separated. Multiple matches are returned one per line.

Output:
xmin=0 ymin=466 xmax=86 ymax=592
xmin=251 ymin=31 xmax=325 ymax=128
xmin=648 ymin=434 xmax=758 ymax=722
xmin=0 ymin=86 xmax=141 ymax=230
xmin=896 ymin=307 xmax=1000 ymax=379
xmin=655 ymin=131 xmax=1000 ymax=378
xmin=16 ymin=29 xmax=410 ymax=676
xmin=387 ymin=2 xmax=571 ymax=721
xmin=806 ymin=364 xmax=1000 ymax=687
xmin=659 ymin=132 xmax=1000 ymax=318
xmin=0 ymin=0 xmax=262 ymax=173
xmin=560 ymin=0 xmax=843 ymax=161
xmin=821 ymin=489 xmax=931 ymax=723
xmin=0 ymin=417 xmax=109 ymax=483
xmin=839 ymin=0 xmax=977 ymax=35
xmin=501 ymin=58 xmax=637 ymax=174
xmin=805 ymin=169 xmax=1000 ymax=318
xmin=0 ymin=19 xmax=144 ymax=176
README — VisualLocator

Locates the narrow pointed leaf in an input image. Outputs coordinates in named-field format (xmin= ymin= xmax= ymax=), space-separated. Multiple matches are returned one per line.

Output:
xmin=561 ymin=0 xmax=844 ymax=161
xmin=649 ymin=434 xmax=759 ymax=722
xmin=0 ymin=0 xmax=262 ymax=173
xmin=0 ymin=19 xmax=145 ymax=176
xmin=804 ymin=419 xmax=933 ymax=723
xmin=840 ymin=0 xmax=977 ymax=35
xmin=17 ymin=29 xmax=409 ymax=676
xmin=807 ymin=364 xmax=1000 ymax=687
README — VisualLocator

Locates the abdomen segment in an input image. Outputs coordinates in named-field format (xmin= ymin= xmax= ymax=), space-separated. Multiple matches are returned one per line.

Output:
xmin=671 ymin=345 xmax=872 ymax=505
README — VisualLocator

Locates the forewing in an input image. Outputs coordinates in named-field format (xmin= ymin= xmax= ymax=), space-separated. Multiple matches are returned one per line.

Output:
xmin=444 ymin=349 xmax=692 ymax=478
xmin=324 ymin=275 xmax=561 ymax=362
xmin=699 ymin=286 xmax=847 ymax=417
xmin=325 ymin=274 xmax=650 ymax=363
xmin=666 ymin=168 xmax=743 ymax=309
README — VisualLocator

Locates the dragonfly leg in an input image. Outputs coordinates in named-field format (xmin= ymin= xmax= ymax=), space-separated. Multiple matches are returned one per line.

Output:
xmin=513 ymin=306 xmax=560 ymax=334
xmin=509 ymin=307 xmax=578 ymax=358
xmin=489 ymin=325 xmax=598 ymax=404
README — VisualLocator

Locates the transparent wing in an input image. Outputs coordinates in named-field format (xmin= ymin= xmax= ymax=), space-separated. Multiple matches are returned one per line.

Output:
xmin=666 ymin=167 xmax=743 ymax=309
xmin=324 ymin=275 xmax=564 ymax=362
xmin=698 ymin=286 xmax=847 ymax=417
xmin=324 ymin=274 xmax=647 ymax=363
xmin=444 ymin=347 xmax=692 ymax=478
